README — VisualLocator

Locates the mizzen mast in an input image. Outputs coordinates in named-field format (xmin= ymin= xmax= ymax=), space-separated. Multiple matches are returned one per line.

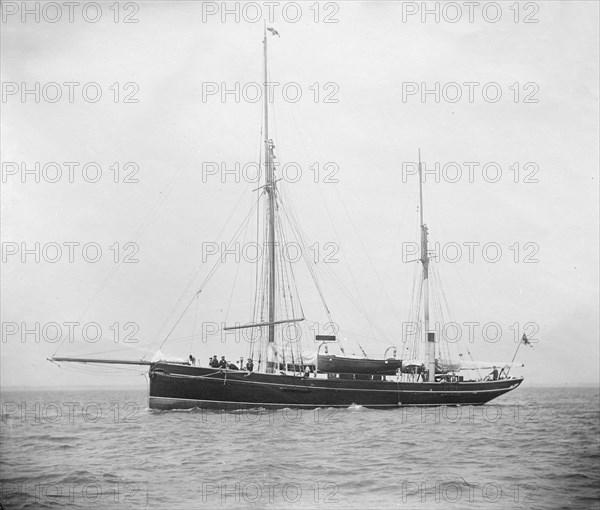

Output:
xmin=418 ymin=150 xmax=436 ymax=382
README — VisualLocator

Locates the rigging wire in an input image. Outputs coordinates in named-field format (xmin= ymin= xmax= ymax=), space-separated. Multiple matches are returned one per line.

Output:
xmin=250 ymin=116 xmax=265 ymax=363
xmin=279 ymin=197 xmax=333 ymax=320
xmin=155 ymin=197 xmax=260 ymax=352
xmin=54 ymin=102 xmax=228 ymax=357
xmin=190 ymin=291 xmax=201 ymax=356
xmin=272 ymin=81 xmax=399 ymax=347
xmin=332 ymin=185 xmax=405 ymax=330
xmin=224 ymin=198 xmax=254 ymax=325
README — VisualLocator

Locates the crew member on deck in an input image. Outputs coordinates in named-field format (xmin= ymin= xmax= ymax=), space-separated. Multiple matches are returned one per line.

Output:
xmin=246 ymin=358 xmax=254 ymax=372
xmin=419 ymin=363 xmax=426 ymax=382
xmin=209 ymin=355 xmax=219 ymax=367
xmin=218 ymin=356 xmax=228 ymax=369
xmin=189 ymin=355 xmax=196 ymax=366
xmin=491 ymin=367 xmax=499 ymax=381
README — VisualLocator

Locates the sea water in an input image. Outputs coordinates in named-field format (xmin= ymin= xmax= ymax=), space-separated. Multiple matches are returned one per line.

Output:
xmin=1 ymin=386 xmax=598 ymax=509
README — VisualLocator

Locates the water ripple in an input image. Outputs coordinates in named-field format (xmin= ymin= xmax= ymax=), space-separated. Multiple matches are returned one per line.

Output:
xmin=1 ymin=387 xmax=598 ymax=509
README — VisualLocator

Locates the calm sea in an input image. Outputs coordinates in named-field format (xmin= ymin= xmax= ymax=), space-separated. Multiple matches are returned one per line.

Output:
xmin=1 ymin=386 xmax=598 ymax=509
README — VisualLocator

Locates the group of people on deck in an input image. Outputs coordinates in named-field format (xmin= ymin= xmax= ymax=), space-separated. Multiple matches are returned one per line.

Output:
xmin=187 ymin=354 xmax=254 ymax=371
xmin=205 ymin=355 xmax=254 ymax=372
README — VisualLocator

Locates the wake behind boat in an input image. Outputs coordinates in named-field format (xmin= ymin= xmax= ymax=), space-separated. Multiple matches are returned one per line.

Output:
xmin=49 ymin=26 xmax=526 ymax=410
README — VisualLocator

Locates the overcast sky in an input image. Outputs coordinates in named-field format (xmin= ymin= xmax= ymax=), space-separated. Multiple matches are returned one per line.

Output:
xmin=1 ymin=1 xmax=598 ymax=389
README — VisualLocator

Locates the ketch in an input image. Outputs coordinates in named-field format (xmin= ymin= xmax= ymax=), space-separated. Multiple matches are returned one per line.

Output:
xmin=50 ymin=27 xmax=526 ymax=409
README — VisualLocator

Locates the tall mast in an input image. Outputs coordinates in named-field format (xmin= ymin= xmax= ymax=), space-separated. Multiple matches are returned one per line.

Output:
xmin=263 ymin=25 xmax=277 ymax=371
xmin=418 ymin=150 xmax=436 ymax=382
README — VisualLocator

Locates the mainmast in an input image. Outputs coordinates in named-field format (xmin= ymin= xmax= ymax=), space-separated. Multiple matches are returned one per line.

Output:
xmin=418 ymin=150 xmax=436 ymax=382
xmin=264 ymin=25 xmax=277 ymax=372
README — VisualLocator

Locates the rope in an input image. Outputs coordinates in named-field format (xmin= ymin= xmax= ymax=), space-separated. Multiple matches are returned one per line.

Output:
xmin=155 ymin=197 xmax=259 ymax=352
xmin=54 ymin=101 xmax=228 ymax=357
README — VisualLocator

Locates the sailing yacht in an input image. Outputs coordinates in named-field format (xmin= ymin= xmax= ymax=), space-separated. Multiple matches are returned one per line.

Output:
xmin=50 ymin=28 xmax=525 ymax=410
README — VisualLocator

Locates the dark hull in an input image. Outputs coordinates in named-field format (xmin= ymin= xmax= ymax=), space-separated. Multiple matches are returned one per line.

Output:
xmin=149 ymin=363 xmax=523 ymax=410
xmin=317 ymin=355 xmax=402 ymax=375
